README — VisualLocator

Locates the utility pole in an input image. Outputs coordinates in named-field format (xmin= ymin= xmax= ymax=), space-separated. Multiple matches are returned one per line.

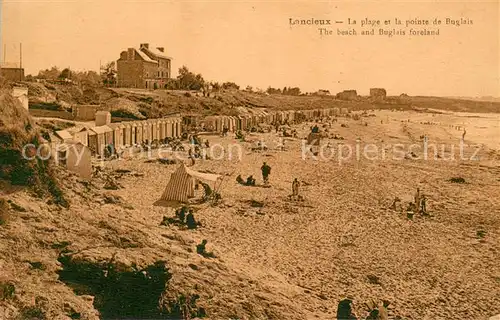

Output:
xmin=19 ymin=43 xmax=23 ymax=81
xmin=3 ymin=44 xmax=6 ymax=63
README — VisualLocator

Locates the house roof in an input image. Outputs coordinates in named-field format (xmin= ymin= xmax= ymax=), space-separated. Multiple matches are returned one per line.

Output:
xmin=66 ymin=126 xmax=88 ymax=134
xmin=95 ymin=111 xmax=111 ymax=116
xmin=55 ymin=130 xmax=73 ymax=140
xmin=135 ymin=49 xmax=158 ymax=64
xmin=0 ymin=62 xmax=21 ymax=68
xmin=89 ymin=125 xmax=113 ymax=134
xmin=49 ymin=132 xmax=62 ymax=142
xmin=142 ymin=47 xmax=172 ymax=60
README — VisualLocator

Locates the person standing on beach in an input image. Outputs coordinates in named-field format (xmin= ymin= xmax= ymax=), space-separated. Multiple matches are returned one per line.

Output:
xmin=414 ymin=188 xmax=421 ymax=213
xmin=292 ymin=178 xmax=300 ymax=198
xmin=261 ymin=162 xmax=271 ymax=185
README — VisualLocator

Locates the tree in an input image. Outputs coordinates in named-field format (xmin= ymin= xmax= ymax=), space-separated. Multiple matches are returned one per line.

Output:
xmin=100 ymin=61 xmax=117 ymax=87
xmin=282 ymin=86 xmax=301 ymax=96
xmin=164 ymin=78 xmax=180 ymax=90
xmin=59 ymin=68 xmax=72 ymax=79
xmin=221 ymin=82 xmax=239 ymax=90
xmin=212 ymin=82 xmax=220 ymax=91
xmin=177 ymin=66 xmax=205 ymax=90
xmin=266 ymin=87 xmax=281 ymax=94
xmin=74 ymin=70 xmax=101 ymax=87
xmin=286 ymin=87 xmax=301 ymax=96
xmin=37 ymin=66 xmax=60 ymax=80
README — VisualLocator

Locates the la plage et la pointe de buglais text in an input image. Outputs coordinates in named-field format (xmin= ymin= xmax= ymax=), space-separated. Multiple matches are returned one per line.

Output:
xmin=288 ymin=17 xmax=473 ymax=37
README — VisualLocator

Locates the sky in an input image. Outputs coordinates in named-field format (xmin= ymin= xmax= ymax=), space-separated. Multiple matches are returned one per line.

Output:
xmin=1 ymin=0 xmax=499 ymax=97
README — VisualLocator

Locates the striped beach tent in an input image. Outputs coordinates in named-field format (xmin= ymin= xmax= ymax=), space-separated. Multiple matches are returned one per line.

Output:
xmin=159 ymin=163 xmax=222 ymax=203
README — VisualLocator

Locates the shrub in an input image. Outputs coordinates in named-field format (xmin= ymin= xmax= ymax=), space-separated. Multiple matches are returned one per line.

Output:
xmin=0 ymin=91 xmax=68 ymax=207
xmin=0 ymin=281 xmax=15 ymax=300
xmin=0 ymin=198 xmax=9 ymax=226
xmin=449 ymin=177 xmax=466 ymax=184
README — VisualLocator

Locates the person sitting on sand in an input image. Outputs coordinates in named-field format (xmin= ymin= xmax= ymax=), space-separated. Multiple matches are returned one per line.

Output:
xmin=235 ymin=130 xmax=244 ymax=140
xmin=186 ymin=210 xmax=198 ymax=229
xmin=200 ymin=182 xmax=213 ymax=201
xmin=391 ymin=197 xmax=401 ymax=211
xmin=261 ymin=162 xmax=271 ymax=185
xmin=236 ymin=175 xmax=245 ymax=185
xmin=246 ymin=175 xmax=256 ymax=186
xmin=366 ymin=300 xmax=390 ymax=320
xmin=196 ymin=240 xmax=215 ymax=258
xmin=176 ymin=206 xmax=188 ymax=223
xmin=336 ymin=298 xmax=358 ymax=320
xmin=406 ymin=202 xmax=416 ymax=219
xmin=194 ymin=145 xmax=201 ymax=158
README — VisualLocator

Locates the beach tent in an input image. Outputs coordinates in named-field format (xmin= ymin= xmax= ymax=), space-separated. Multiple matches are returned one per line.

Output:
xmin=88 ymin=125 xmax=113 ymax=156
xmin=228 ymin=116 xmax=237 ymax=132
xmin=173 ymin=118 xmax=182 ymax=137
xmin=66 ymin=126 xmax=89 ymax=146
xmin=244 ymin=115 xmax=252 ymax=129
xmin=55 ymin=130 xmax=73 ymax=143
xmin=56 ymin=141 xmax=92 ymax=179
xmin=108 ymin=123 xmax=124 ymax=149
xmin=147 ymin=119 xmax=157 ymax=141
xmin=131 ymin=122 xmax=141 ymax=144
xmin=66 ymin=142 xmax=92 ymax=179
xmin=201 ymin=116 xmax=216 ymax=132
xmin=159 ymin=163 xmax=223 ymax=203
xmin=236 ymin=116 xmax=243 ymax=131
xmin=142 ymin=121 xmax=151 ymax=142
xmin=159 ymin=119 xmax=167 ymax=140
xmin=165 ymin=118 xmax=173 ymax=137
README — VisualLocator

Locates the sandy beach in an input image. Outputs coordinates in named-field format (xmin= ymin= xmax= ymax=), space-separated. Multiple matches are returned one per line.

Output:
xmin=95 ymin=110 xmax=500 ymax=319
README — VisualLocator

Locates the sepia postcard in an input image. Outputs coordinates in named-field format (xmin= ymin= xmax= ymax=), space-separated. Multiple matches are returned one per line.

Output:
xmin=0 ymin=0 xmax=499 ymax=319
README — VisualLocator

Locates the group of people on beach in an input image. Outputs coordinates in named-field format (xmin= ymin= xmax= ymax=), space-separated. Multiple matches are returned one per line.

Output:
xmin=337 ymin=297 xmax=391 ymax=320
xmin=161 ymin=206 xmax=199 ymax=229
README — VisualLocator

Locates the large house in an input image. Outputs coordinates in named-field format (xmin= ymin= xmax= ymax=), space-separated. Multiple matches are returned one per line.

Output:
xmin=116 ymin=43 xmax=172 ymax=89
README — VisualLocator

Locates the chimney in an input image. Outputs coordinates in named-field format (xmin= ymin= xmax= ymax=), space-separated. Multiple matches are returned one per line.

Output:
xmin=156 ymin=47 xmax=164 ymax=52
xmin=127 ymin=48 xmax=135 ymax=60
xmin=140 ymin=43 xmax=149 ymax=49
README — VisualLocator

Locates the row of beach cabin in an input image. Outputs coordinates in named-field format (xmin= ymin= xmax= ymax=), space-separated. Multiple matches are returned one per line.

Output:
xmin=53 ymin=116 xmax=183 ymax=156
xmin=52 ymin=108 xmax=348 ymax=156
xmin=200 ymin=108 xmax=348 ymax=133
